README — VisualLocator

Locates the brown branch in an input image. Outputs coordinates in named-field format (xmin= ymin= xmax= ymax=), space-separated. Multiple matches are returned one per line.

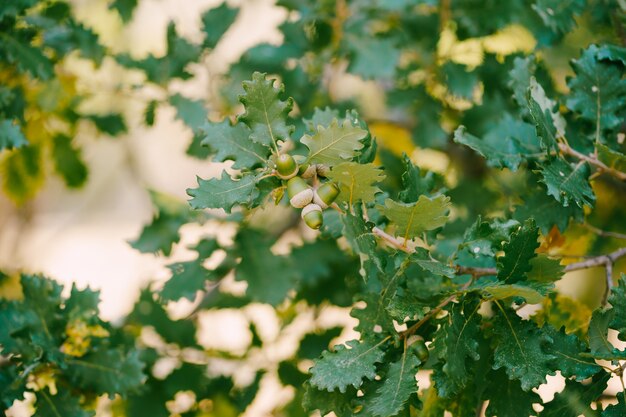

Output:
xmin=559 ymin=142 xmax=626 ymax=182
xmin=400 ymin=280 xmax=473 ymax=339
xmin=584 ymin=223 xmax=626 ymax=241
xmin=372 ymin=227 xmax=412 ymax=253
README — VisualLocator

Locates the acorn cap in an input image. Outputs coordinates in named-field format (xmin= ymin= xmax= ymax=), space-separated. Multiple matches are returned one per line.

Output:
xmin=316 ymin=164 xmax=330 ymax=177
xmin=313 ymin=182 xmax=340 ymax=209
xmin=275 ymin=154 xmax=298 ymax=179
xmin=287 ymin=177 xmax=313 ymax=208
xmin=300 ymin=163 xmax=317 ymax=179
xmin=301 ymin=203 xmax=323 ymax=229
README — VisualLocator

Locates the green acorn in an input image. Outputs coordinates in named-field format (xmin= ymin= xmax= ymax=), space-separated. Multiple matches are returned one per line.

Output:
xmin=299 ymin=162 xmax=317 ymax=179
xmin=414 ymin=338 xmax=429 ymax=363
xmin=301 ymin=203 xmax=323 ymax=229
xmin=275 ymin=154 xmax=298 ymax=179
xmin=313 ymin=182 xmax=339 ymax=209
xmin=287 ymin=177 xmax=313 ymax=208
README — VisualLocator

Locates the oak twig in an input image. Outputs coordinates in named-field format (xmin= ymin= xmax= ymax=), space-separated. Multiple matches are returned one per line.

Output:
xmin=559 ymin=142 xmax=626 ymax=182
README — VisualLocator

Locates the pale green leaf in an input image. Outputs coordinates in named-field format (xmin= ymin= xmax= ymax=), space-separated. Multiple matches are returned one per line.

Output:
xmin=301 ymin=119 xmax=367 ymax=166
xmin=379 ymin=195 xmax=451 ymax=240
xmin=326 ymin=162 xmax=385 ymax=206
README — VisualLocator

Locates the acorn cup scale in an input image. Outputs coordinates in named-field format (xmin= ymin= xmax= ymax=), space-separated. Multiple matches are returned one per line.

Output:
xmin=287 ymin=177 xmax=313 ymax=208
xmin=302 ymin=203 xmax=323 ymax=229
xmin=313 ymin=182 xmax=340 ymax=209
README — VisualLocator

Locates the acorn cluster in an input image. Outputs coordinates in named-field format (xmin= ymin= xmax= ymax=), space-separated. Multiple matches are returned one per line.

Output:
xmin=274 ymin=153 xmax=339 ymax=230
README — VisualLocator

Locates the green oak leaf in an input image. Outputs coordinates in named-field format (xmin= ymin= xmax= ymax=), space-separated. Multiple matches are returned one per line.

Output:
xmin=566 ymin=45 xmax=626 ymax=132
xmin=609 ymin=274 xmax=626 ymax=341
xmin=187 ymin=171 xmax=260 ymax=213
xmin=0 ymin=119 xmax=27 ymax=150
xmin=201 ymin=3 xmax=239 ymax=49
xmin=127 ymin=289 xmax=197 ymax=347
xmin=35 ymin=388 xmax=94 ymax=417
xmin=347 ymin=37 xmax=399 ymax=79
xmin=514 ymin=185 xmax=584 ymax=233
xmin=116 ymin=22 xmax=201 ymax=84
xmin=527 ymin=255 xmax=564 ymax=282
xmin=351 ymin=292 xmax=395 ymax=339
xmin=453 ymin=115 xmax=541 ymax=171
xmin=484 ymin=368 xmax=540 ymax=417
xmin=238 ymin=72 xmax=294 ymax=149
xmin=398 ymin=154 xmax=443 ymax=203
xmin=537 ymin=158 xmax=595 ymax=208
xmin=160 ymin=239 xmax=223 ymax=302
xmin=130 ymin=191 xmax=199 ymax=256
xmin=432 ymin=301 xmax=481 ymax=397
xmin=169 ymin=94 xmax=206 ymax=130
xmin=199 ymin=119 xmax=269 ymax=170
xmin=363 ymin=350 xmax=420 ymax=417
xmin=379 ymin=195 xmax=451 ymax=240
xmin=342 ymin=211 xmax=384 ymax=276
xmin=51 ymin=135 xmax=87 ymax=188
xmin=545 ymin=326 xmax=601 ymax=380
xmin=527 ymin=77 xmax=565 ymax=153
xmin=532 ymin=0 xmax=585 ymax=34
xmin=302 ymin=382 xmax=356 ymax=417
xmin=596 ymin=143 xmax=626 ymax=172
xmin=588 ymin=308 xmax=626 ymax=360
xmin=109 ymin=0 xmax=138 ymax=22
xmin=309 ymin=339 xmax=385 ymax=393
xmin=597 ymin=44 xmax=626 ymax=66
xmin=1 ymin=144 xmax=44 ymax=204
xmin=64 ymin=348 xmax=145 ymax=396
xmin=304 ymin=107 xmax=340 ymax=133
xmin=85 ymin=113 xmax=127 ymax=136
xmin=497 ymin=219 xmax=539 ymax=283
xmin=327 ymin=162 xmax=385 ymax=206
xmin=602 ymin=393 xmax=626 ymax=417
xmin=234 ymin=228 xmax=296 ymax=306
xmin=508 ymin=55 xmax=536 ymax=109
xmin=541 ymin=373 xmax=609 ymax=417
xmin=1 ymin=34 xmax=54 ymax=80
xmin=301 ymin=119 xmax=367 ymax=166
xmin=492 ymin=305 xmax=556 ymax=390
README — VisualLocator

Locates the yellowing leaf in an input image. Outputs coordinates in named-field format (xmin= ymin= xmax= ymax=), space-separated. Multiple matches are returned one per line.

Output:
xmin=482 ymin=24 xmax=537 ymax=60
xmin=369 ymin=121 xmax=413 ymax=157
xmin=61 ymin=320 xmax=110 ymax=357
xmin=437 ymin=23 xmax=537 ymax=69
xmin=437 ymin=23 xmax=483 ymax=69
xmin=379 ymin=195 xmax=451 ymax=240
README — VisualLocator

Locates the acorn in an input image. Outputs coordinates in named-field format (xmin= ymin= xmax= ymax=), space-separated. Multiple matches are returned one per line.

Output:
xmin=275 ymin=154 xmax=298 ymax=180
xmin=414 ymin=338 xmax=429 ymax=363
xmin=299 ymin=162 xmax=317 ymax=179
xmin=313 ymin=182 xmax=340 ymax=209
xmin=301 ymin=203 xmax=323 ymax=229
xmin=316 ymin=164 xmax=331 ymax=177
xmin=287 ymin=177 xmax=313 ymax=208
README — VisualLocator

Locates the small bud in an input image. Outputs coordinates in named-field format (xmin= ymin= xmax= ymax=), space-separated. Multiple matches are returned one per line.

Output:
xmin=275 ymin=154 xmax=298 ymax=179
xmin=301 ymin=204 xmax=323 ymax=229
xmin=287 ymin=177 xmax=313 ymax=208
xmin=316 ymin=164 xmax=330 ymax=177
xmin=313 ymin=182 xmax=340 ymax=209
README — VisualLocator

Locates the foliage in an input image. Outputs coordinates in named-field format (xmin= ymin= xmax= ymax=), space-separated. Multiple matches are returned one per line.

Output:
xmin=2 ymin=0 xmax=626 ymax=416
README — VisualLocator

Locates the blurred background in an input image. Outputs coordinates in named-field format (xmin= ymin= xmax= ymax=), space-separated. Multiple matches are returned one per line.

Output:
xmin=0 ymin=0 xmax=290 ymax=320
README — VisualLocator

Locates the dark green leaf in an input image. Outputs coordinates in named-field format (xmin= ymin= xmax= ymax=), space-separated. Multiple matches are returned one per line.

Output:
xmin=309 ymin=339 xmax=385 ymax=393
